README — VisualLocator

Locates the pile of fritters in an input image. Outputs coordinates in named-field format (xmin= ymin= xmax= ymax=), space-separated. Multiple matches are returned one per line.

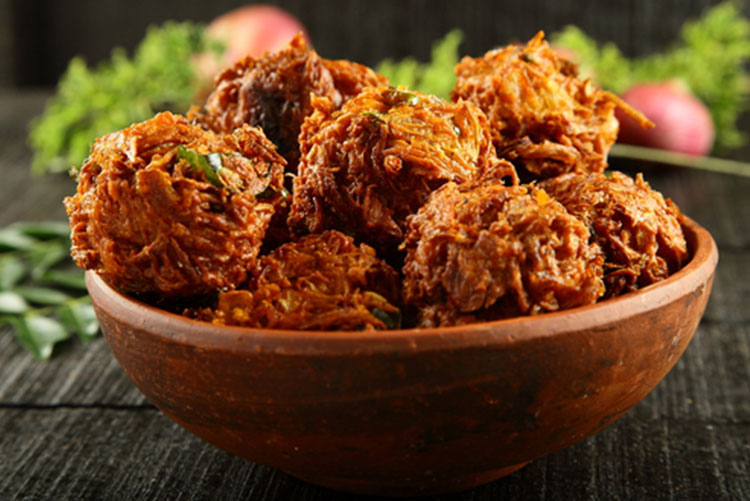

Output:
xmin=65 ymin=31 xmax=688 ymax=330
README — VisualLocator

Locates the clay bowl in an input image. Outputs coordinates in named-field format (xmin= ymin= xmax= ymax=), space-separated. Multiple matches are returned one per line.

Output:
xmin=87 ymin=216 xmax=717 ymax=497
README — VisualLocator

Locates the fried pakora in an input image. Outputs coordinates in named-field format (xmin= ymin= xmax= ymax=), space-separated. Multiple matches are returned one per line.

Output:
xmin=539 ymin=171 xmax=688 ymax=297
xmin=289 ymin=86 xmax=518 ymax=250
xmin=323 ymin=58 xmax=389 ymax=102
xmin=189 ymin=230 xmax=401 ymax=330
xmin=64 ymin=111 xmax=286 ymax=297
xmin=402 ymin=181 xmax=605 ymax=327
xmin=191 ymin=34 xmax=388 ymax=173
xmin=452 ymin=31 xmax=651 ymax=179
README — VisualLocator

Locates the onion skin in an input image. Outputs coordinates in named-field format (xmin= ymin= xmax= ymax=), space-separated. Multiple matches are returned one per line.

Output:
xmin=615 ymin=81 xmax=715 ymax=156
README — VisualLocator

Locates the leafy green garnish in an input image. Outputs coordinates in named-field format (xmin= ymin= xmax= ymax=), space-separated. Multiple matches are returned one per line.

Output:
xmin=551 ymin=2 xmax=750 ymax=150
xmin=0 ymin=221 xmax=98 ymax=360
xmin=58 ymin=301 xmax=99 ymax=343
xmin=29 ymin=21 xmax=223 ymax=176
xmin=0 ymin=291 xmax=29 ymax=315
xmin=177 ymin=146 xmax=224 ymax=188
xmin=11 ymin=315 xmax=71 ymax=361
xmin=361 ymin=111 xmax=386 ymax=127
xmin=176 ymin=146 xmax=245 ymax=192
xmin=377 ymin=29 xmax=464 ymax=100
xmin=372 ymin=308 xmax=402 ymax=330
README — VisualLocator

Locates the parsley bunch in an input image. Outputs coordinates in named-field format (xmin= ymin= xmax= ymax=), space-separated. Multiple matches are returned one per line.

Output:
xmin=29 ymin=21 xmax=222 ymax=176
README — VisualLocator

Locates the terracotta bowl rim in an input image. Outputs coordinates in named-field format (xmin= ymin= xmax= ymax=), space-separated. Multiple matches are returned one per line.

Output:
xmin=86 ymin=215 xmax=718 ymax=354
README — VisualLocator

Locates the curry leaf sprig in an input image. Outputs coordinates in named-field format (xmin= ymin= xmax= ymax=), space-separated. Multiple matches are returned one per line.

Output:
xmin=29 ymin=21 xmax=223 ymax=176
xmin=0 ymin=222 xmax=97 ymax=360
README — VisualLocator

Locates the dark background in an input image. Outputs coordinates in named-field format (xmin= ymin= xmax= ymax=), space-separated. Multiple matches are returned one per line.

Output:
xmin=2 ymin=0 xmax=746 ymax=88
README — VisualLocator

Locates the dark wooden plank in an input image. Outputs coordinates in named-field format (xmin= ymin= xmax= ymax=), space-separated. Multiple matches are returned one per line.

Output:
xmin=0 ymin=326 xmax=147 ymax=406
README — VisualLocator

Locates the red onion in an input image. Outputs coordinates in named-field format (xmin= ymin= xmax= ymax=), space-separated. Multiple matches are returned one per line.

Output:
xmin=616 ymin=81 xmax=715 ymax=156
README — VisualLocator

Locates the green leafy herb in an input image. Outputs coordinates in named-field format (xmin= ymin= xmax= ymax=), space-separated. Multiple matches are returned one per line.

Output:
xmin=372 ymin=308 xmax=402 ymax=330
xmin=177 ymin=146 xmax=225 ymax=188
xmin=0 ymin=228 xmax=36 ymax=251
xmin=29 ymin=21 xmax=223 ymax=176
xmin=12 ymin=221 xmax=71 ymax=240
xmin=0 ymin=255 xmax=27 ymax=290
xmin=0 ymin=291 xmax=29 ymax=315
xmin=12 ymin=315 xmax=71 ymax=361
xmin=41 ymin=270 xmax=88 ymax=291
xmin=361 ymin=111 xmax=386 ymax=127
xmin=28 ymin=240 xmax=69 ymax=280
xmin=58 ymin=300 xmax=99 ymax=343
xmin=175 ymin=145 xmax=245 ymax=192
xmin=376 ymin=29 xmax=464 ymax=100
xmin=0 ymin=221 xmax=98 ymax=360
xmin=551 ymin=2 xmax=750 ymax=150
xmin=12 ymin=286 xmax=71 ymax=306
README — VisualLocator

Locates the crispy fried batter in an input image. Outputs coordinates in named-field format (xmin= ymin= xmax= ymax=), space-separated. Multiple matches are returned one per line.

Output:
xmin=323 ymin=59 xmax=389 ymax=102
xmin=191 ymin=34 xmax=339 ymax=171
xmin=64 ymin=111 xmax=286 ymax=297
xmin=539 ymin=171 xmax=688 ymax=297
xmin=189 ymin=231 xmax=401 ymax=330
xmin=191 ymin=34 xmax=389 ymax=174
xmin=402 ymin=181 xmax=605 ymax=327
xmin=452 ymin=31 xmax=651 ymax=179
xmin=289 ymin=86 xmax=517 ymax=250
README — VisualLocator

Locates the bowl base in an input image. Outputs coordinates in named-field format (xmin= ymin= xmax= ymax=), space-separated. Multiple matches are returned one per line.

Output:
xmin=286 ymin=461 xmax=530 ymax=497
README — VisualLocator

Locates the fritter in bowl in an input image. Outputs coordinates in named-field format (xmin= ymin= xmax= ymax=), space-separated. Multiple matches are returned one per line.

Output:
xmin=452 ymin=31 xmax=651 ymax=180
xmin=402 ymin=181 xmax=605 ymax=327
xmin=289 ymin=86 xmax=518 ymax=250
xmin=191 ymin=34 xmax=388 ymax=173
xmin=189 ymin=230 xmax=401 ymax=330
xmin=64 ymin=111 xmax=286 ymax=297
xmin=539 ymin=171 xmax=688 ymax=297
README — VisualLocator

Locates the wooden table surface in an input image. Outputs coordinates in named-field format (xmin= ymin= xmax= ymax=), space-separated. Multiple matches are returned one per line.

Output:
xmin=1 ymin=90 xmax=748 ymax=500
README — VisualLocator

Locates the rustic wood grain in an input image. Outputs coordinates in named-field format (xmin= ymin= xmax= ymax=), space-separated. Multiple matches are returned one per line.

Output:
xmin=1 ymin=88 xmax=748 ymax=500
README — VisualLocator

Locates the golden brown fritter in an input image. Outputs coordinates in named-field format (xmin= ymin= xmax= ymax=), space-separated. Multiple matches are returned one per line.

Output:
xmin=538 ymin=171 xmax=688 ymax=297
xmin=191 ymin=34 xmax=339 ymax=171
xmin=452 ymin=31 xmax=651 ymax=180
xmin=64 ymin=111 xmax=286 ymax=297
xmin=402 ymin=181 xmax=605 ymax=327
xmin=191 ymin=34 xmax=389 ymax=173
xmin=322 ymin=58 xmax=389 ymax=102
xmin=189 ymin=231 xmax=401 ymax=330
xmin=289 ymin=86 xmax=518 ymax=250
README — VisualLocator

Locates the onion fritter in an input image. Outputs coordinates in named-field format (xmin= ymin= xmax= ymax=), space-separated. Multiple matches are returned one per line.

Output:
xmin=191 ymin=34 xmax=339 ymax=171
xmin=323 ymin=58 xmax=389 ymax=102
xmin=538 ymin=171 xmax=688 ymax=297
xmin=64 ymin=111 xmax=286 ymax=297
xmin=192 ymin=34 xmax=388 ymax=173
xmin=452 ymin=31 xmax=651 ymax=179
xmin=402 ymin=181 xmax=605 ymax=327
xmin=289 ymin=86 xmax=518 ymax=250
xmin=189 ymin=231 xmax=401 ymax=330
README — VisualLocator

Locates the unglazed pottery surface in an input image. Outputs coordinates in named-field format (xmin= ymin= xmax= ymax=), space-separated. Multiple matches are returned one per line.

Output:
xmin=87 ymin=216 xmax=717 ymax=497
